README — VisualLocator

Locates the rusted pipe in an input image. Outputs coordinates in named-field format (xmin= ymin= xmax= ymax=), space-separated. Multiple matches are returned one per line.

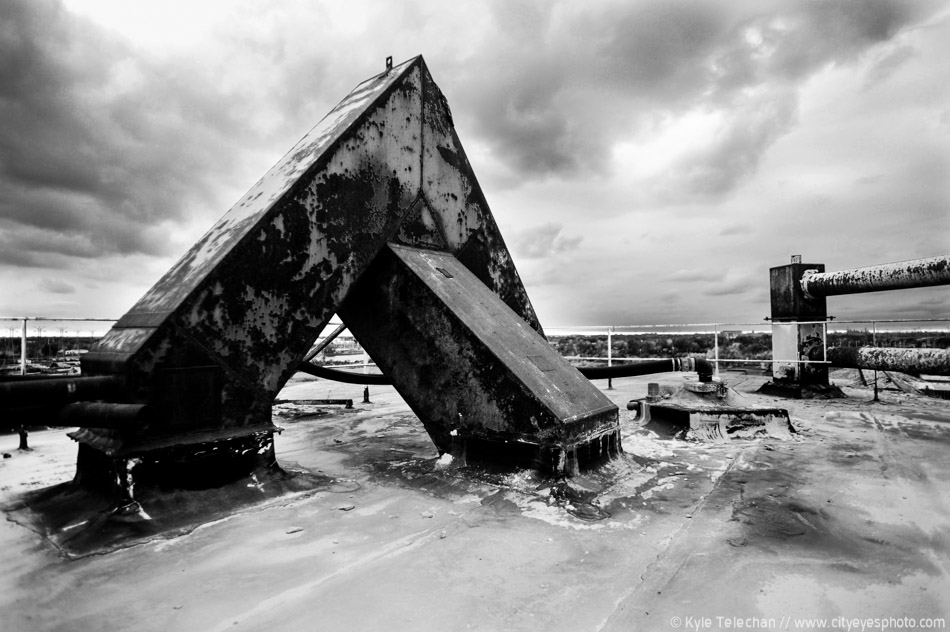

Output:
xmin=298 ymin=357 xmax=715 ymax=384
xmin=297 ymin=362 xmax=392 ymax=385
xmin=58 ymin=402 xmax=150 ymax=427
xmin=0 ymin=375 xmax=125 ymax=409
xmin=801 ymin=255 xmax=950 ymax=299
xmin=827 ymin=346 xmax=950 ymax=377
xmin=579 ymin=359 xmax=678 ymax=380
xmin=581 ymin=357 xmax=713 ymax=382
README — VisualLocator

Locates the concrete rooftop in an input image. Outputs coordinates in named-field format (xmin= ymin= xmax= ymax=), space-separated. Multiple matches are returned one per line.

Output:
xmin=2 ymin=370 xmax=949 ymax=631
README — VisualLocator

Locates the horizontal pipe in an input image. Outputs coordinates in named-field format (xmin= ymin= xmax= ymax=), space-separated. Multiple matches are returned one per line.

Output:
xmin=580 ymin=359 xmax=675 ymax=379
xmin=581 ymin=357 xmax=714 ymax=382
xmin=297 ymin=362 xmax=392 ymax=385
xmin=274 ymin=398 xmax=354 ymax=408
xmin=298 ymin=357 xmax=714 ymax=385
xmin=827 ymin=346 xmax=950 ymax=377
xmin=801 ymin=255 xmax=950 ymax=298
xmin=58 ymin=402 xmax=149 ymax=427
xmin=0 ymin=375 xmax=125 ymax=409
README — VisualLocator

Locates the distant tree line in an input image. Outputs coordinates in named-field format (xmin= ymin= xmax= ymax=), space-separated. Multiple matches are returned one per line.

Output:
xmin=0 ymin=336 xmax=102 ymax=366
xmin=549 ymin=330 xmax=948 ymax=363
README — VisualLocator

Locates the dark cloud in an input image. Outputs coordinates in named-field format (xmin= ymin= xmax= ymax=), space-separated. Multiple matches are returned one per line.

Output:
xmin=0 ymin=0 xmax=946 ymax=327
xmin=38 ymin=277 xmax=75 ymax=294
xmin=662 ymin=89 xmax=798 ymax=198
xmin=510 ymin=223 xmax=583 ymax=259
xmin=454 ymin=0 xmax=941 ymax=191
xmin=0 ymin=1 xmax=255 ymax=267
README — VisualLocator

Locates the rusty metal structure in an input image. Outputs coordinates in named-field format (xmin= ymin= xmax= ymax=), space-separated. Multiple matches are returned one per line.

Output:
xmin=1 ymin=56 xmax=622 ymax=508
xmin=763 ymin=255 xmax=950 ymax=397
xmin=826 ymin=346 xmax=950 ymax=377
xmin=627 ymin=380 xmax=793 ymax=441
xmin=301 ymin=354 xmax=714 ymax=383
xmin=801 ymin=256 xmax=950 ymax=299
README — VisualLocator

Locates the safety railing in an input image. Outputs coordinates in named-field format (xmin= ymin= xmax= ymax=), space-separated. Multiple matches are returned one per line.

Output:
xmin=545 ymin=318 xmax=950 ymax=376
xmin=2 ymin=317 xmax=947 ymax=377
xmin=0 ymin=317 xmax=117 ymax=376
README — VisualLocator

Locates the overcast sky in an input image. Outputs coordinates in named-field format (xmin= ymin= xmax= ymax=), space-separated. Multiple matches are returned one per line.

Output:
xmin=1 ymin=0 xmax=947 ymax=330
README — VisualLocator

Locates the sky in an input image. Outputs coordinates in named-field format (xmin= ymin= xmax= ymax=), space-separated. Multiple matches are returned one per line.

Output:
xmin=1 ymin=0 xmax=948 ymax=331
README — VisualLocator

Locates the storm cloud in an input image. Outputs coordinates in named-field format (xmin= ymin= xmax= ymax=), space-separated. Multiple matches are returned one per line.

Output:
xmin=0 ymin=2 xmax=253 ymax=262
xmin=0 ymin=0 xmax=947 ymax=324
xmin=454 ymin=0 xmax=942 ymax=191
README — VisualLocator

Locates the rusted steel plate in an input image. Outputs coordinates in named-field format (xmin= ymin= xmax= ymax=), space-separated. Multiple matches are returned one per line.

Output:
xmin=418 ymin=69 xmax=543 ymax=332
xmin=828 ymin=346 xmax=950 ymax=376
xmin=769 ymin=262 xmax=827 ymax=321
xmin=338 ymin=244 xmax=619 ymax=474
xmin=74 ymin=56 xmax=559 ymax=467
xmin=801 ymin=255 xmax=950 ymax=298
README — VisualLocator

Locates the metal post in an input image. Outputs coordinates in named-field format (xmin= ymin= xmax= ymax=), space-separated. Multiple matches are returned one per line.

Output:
xmin=362 ymin=349 xmax=370 ymax=403
xmin=20 ymin=318 xmax=26 ymax=376
xmin=821 ymin=321 xmax=828 ymax=364
xmin=872 ymin=321 xmax=879 ymax=402
xmin=607 ymin=326 xmax=613 ymax=390
xmin=713 ymin=324 xmax=720 ymax=377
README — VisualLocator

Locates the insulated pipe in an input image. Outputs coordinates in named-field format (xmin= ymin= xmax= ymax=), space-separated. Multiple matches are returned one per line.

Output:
xmin=0 ymin=375 xmax=125 ymax=409
xmin=580 ymin=359 xmax=678 ymax=380
xmin=581 ymin=357 xmax=713 ymax=382
xmin=801 ymin=255 xmax=950 ymax=299
xmin=58 ymin=402 xmax=150 ymax=427
xmin=827 ymin=346 xmax=950 ymax=377
xmin=297 ymin=357 xmax=714 ymax=384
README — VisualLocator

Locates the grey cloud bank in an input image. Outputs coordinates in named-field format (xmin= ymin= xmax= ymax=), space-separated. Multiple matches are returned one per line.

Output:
xmin=0 ymin=0 xmax=946 ymax=326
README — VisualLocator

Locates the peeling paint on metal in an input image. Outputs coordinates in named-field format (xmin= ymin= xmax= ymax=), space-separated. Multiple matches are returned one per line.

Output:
xmin=76 ymin=55 xmax=586 ymax=476
xmin=802 ymin=255 xmax=950 ymax=298
xmin=828 ymin=346 xmax=950 ymax=376
xmin=338 ymin=243 xmax=619 ymax=473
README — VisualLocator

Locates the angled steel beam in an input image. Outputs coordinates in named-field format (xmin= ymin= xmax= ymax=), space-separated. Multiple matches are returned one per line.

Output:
xmin=339 ymin=244 xmax=619 ymax=473
xmin=63 ymin=56 xmax=618 ymax=491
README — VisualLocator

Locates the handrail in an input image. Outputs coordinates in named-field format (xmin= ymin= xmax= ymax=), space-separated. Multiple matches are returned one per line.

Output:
xmin=3 ymin=317 xmax=946 ymax=379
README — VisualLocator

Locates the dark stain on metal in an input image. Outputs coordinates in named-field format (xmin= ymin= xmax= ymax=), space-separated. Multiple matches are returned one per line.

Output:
xmin=338 ymin=244 xmax=619 ymax=475
xmin=2 ymin=56 xmax=621 ymax=509
xmin=828 ymin=346 xmax=950 ymax=377
xmin=801 ymin=255 xmax=950 ymax=298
